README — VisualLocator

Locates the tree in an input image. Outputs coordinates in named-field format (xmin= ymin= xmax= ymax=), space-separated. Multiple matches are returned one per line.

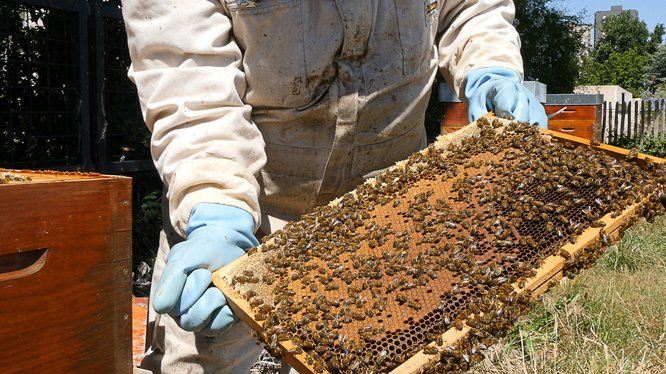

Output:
xmin=513 ymin=0 xmax=585 ymax=93
xmin=593 ymin=11 xmax=651 ymax=61
xmin=650 ymin=24 xmax=665 ymax=52
xmin=580 ymin=49 xmax=650 ymax=95
xmin=579 ymin=11 xmax=665 ymax=96
xmin=646 ymin=44 xmax=666 ymax=97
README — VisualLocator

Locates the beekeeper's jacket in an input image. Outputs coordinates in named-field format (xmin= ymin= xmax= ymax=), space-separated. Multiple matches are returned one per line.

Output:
xmin=123 ymin=0 xmax=523 ymax=236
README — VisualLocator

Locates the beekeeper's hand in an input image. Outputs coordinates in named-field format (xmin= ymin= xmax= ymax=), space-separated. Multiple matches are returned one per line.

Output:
xmin=153 ymin=203 xmax=258 ymax=335
xmin=465 ymin=67 xmax=548 ymax=128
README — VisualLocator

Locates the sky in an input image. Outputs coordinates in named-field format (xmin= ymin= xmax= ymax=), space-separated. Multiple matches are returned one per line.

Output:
xmin=558 ymin=0 xmax=665 ymax=31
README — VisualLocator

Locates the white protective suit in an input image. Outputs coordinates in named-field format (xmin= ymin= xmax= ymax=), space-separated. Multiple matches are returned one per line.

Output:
xmin=123 ymin=0 xmax=523 ymax=372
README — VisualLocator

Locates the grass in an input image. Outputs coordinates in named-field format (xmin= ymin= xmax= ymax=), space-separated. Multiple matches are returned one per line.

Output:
xmin=471 ymin=215 xmax=666 ymax=373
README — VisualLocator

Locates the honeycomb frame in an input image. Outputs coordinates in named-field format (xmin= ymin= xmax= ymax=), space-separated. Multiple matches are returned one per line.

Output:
xmin=213 ymin=118 xmax=665 ymax=374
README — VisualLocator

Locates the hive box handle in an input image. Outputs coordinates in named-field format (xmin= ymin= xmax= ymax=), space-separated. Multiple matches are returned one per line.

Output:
xmin=0 ymin=248 xmax=48 ymax=282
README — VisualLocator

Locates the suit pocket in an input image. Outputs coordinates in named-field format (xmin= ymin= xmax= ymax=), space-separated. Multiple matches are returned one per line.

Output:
xmin=225 ymin=0 xmax=311 ymax=108
xmin=394 ymin=0 xmax=436 ymax=76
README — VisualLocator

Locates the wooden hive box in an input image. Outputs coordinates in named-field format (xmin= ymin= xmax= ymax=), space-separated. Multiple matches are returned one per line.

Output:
xmin=0 ymin=170 xmax=132 ymax=373
xmin=439 ymin=94 xmax=604 ymax=141
xmin=439 ymin=102 xmax=470 ymax=134
xmin=544 ymin=94 xmax=604 ymax=141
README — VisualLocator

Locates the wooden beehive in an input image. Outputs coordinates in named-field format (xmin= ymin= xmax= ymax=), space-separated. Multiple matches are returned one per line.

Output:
xmin=213 ymin=118 xmax=664 ymax=373
xmin=441 ymin=102 xmax=603 ymax=141
xmin=0 ymin=170 xmax=132 ymax=373
xmin=440 ymin=102 xmax=469 ymax=134
xmin=545 ymin=105 xmax=602 ymax=141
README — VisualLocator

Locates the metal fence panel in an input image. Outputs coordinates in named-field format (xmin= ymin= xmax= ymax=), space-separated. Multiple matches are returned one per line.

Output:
xmin=0 ymin=0 xmax=151 ymax=172
xmin=93 ymin=1 xmax=152 ymax=172
xmin=0 ymin=0 xmax=90 ymax=169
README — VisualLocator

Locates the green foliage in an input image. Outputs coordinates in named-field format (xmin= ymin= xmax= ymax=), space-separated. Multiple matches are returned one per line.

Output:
xmin=649 ymin=24 xmax=665 ymax=52
xmin=593 ymin=11 xmax=652 ymax=61
xmin=514 ymin=0 xmax=585 ymax=93
xmin=579 ymin=11 xmax=665 ymax=96
xmin=580 ymin=49 xmax=651 ymax=96
xmin=654 ymin=84 xmax=666 ymax=99
xmin=646 ymin=44 xmax=666 ymax=97
xmin=614 ymin=134 xmax=666 ymax=158
xmin=135 ymin=190 xmax=162 ymax=232
xmin=639 ymin=135 xmax=666 ymax=158
xmin=648 ymin=44 xmax=666 ymax=78
xmin=132 ymin=188 xmax=162 ymax=292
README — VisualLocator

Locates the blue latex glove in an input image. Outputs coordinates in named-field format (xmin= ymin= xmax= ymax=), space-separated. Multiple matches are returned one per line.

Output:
xmin=153 ymin=203 xmax=258 ymax=335
xmin=465 ymin=67 xmax=548 ymax=128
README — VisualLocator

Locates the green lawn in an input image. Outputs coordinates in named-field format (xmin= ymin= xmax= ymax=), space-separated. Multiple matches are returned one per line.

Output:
xmin=471 ymin=215 xmax=666 ymax=373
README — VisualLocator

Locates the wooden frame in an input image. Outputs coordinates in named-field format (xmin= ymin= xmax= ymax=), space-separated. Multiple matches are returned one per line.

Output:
xmin=213 ymin=124 xmax=664 ymax=374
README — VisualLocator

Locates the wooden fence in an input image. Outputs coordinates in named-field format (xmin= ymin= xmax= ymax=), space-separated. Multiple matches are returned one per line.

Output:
xmin=601 ymin=98 xmax=666 ymax=145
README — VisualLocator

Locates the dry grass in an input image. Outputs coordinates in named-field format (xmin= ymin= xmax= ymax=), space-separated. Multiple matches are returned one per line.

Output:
xmin=471 ymin=215 xmax=666 ymax=374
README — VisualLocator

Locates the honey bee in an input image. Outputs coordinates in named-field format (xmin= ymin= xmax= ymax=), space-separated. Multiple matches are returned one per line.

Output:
xmin=590 ymin=220 xmax=606 ymax=228
xmin=249 ymin=298 xmax=264 ymax=308
xmin=559 ymin=248 xmax=571 ymax=260
xmin=408 ymin=300 xmax=422 ymax=310
xmin=627 ymin=147 xmax=638 ymax=161
xmin=423 ymin=346 xmax=439 ymax=355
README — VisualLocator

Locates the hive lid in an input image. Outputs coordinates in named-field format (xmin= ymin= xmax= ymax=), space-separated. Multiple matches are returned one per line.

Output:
xmin=546 ymin=94 xmax=604 ymax=106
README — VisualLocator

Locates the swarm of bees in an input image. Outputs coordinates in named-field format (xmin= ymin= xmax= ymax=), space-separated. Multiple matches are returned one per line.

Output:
xmin=0 ymin=172 xmax=30 ymax=184
xmin=224 ymin=118 xmax=665 ymax=373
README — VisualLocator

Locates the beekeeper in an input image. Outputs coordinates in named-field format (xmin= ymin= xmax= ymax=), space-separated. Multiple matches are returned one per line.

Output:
xmin=122 ymin=0 xmax=547 ymax=372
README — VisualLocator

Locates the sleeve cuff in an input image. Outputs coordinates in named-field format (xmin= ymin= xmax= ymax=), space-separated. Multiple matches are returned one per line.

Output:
xmin=167 ymin=158 xmax=261 ymax=237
